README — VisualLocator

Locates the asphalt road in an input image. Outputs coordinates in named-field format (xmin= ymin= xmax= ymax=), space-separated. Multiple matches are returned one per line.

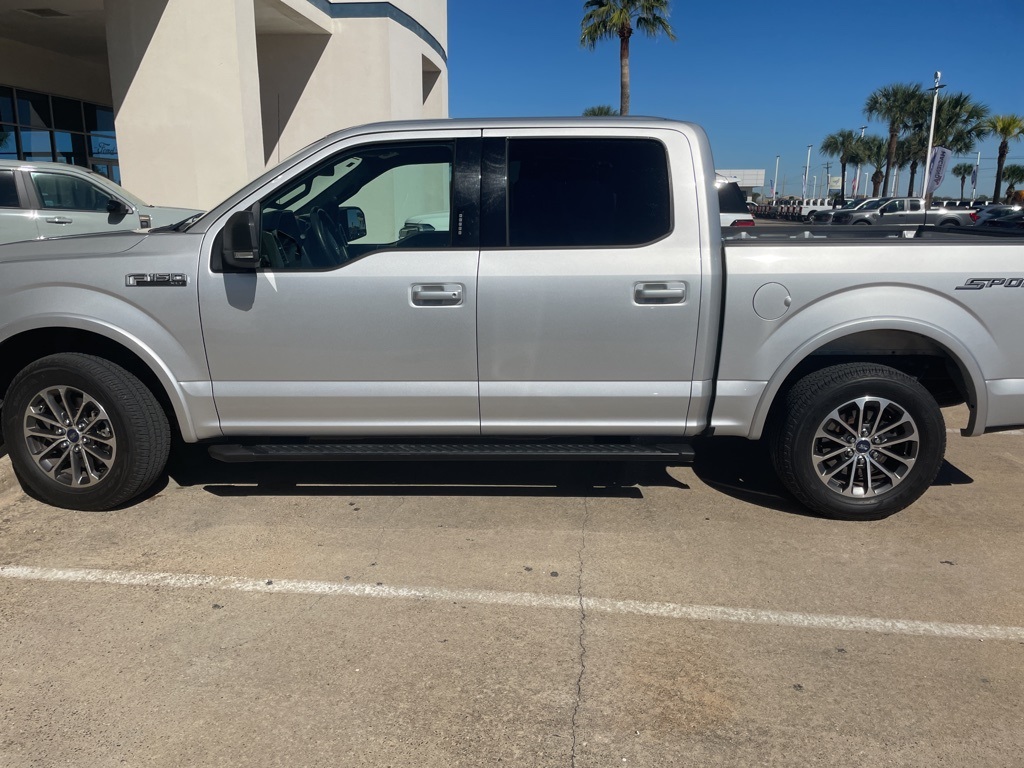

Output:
xmin=1 ymin=405 xmax=1022 ymax=767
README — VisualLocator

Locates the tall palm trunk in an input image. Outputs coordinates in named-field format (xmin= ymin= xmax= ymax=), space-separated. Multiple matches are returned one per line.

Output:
xmin=871 ymin=170 xmax=884 ymax=197
xmin=883 ymin=130 xmax=898 ymax=195
xmin=994 ymin=140 xmax=1009 ymax=202
xmin=906 ymin=160 xmax=920 ymax=197
xmin=619 ymin=27 xmax=632 ymax=115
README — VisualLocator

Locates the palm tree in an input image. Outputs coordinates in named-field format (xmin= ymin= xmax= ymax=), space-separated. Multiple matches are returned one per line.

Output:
xmin=582 ymin=105 xmax=619 ymax=116
xmin=1002 ymin=164 xmax=1024 ymax=201
xmin=951 ymin=162 xmax=975 ymax=200
xmin=819 ymin=130 xmax=861 ymax=203
xmin=898 ymin=132 xmax=928 ymax=197
xmin=580 ymin=0 xmax=676 ymax=116
xmin=864 ymin=83 xmax=927 ymax=196
xmin=986 ymin=114 xmax=1024 ymax=202
xmin=859 ymin=135 xmax=888 ymax=197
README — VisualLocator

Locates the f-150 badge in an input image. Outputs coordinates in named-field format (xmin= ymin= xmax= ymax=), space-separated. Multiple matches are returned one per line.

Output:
xmin=125 ymin=273 xmax=189 ymax=287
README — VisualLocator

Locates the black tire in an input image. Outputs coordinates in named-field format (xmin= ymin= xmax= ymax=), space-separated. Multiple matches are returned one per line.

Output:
xmin=1 ymin=353 xmax=170 ymax=511
xmin=852 ymin=220 xmax=871 ymax=225
xmin=939 ymin=220 xmax=959 ymax=227
xmin=770 ymin=364 xmax=945 ymax=520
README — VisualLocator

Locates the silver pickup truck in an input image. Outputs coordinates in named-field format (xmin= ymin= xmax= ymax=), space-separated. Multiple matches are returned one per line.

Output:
xmin=831 ymin=197 xmax=978 ymax=226
xmin=1 ymin=118 xmax=1022 ymax=520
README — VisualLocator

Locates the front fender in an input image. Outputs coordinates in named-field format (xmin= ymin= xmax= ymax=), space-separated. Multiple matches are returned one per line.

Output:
xmin=0 ymin=290 xmax=217 ymax=443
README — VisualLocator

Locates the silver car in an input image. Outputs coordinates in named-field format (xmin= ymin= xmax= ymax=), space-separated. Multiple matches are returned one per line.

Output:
xmin=0 ymin=159 xmax=200 ymax=245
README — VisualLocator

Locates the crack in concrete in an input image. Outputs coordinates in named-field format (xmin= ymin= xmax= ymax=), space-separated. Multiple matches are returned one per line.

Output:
xmin=569 ymin=500 xmax=590 ymax=768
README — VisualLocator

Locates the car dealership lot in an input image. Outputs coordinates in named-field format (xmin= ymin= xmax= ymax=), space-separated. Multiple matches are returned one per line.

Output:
xmin=1 ymin=406 xmax=1022 ymax=767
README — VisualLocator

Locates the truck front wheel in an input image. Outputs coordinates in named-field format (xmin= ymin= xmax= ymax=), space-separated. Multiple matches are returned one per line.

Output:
xmin=2 ymin=353 xmax=170 ymax=511
xmin=770 ymin=364 xmax=945 ymax=520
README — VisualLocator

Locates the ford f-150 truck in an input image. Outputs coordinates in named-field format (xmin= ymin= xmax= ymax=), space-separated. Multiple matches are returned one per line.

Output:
xmin=1 ymin=118 xmax=1022 ymax=520
xmin=831 ymin=197 xmax=978 ymax=226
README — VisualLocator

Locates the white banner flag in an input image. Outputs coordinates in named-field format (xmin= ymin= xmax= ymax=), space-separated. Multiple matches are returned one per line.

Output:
xmin=928 ymin=146 xmax=954 ymax=194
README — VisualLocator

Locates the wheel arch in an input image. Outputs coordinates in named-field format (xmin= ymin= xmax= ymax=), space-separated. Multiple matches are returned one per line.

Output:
xmin=748 ymin=320 xmax=986 ymax=440
xmin=0 ymin=322 xmax=204 ymax=442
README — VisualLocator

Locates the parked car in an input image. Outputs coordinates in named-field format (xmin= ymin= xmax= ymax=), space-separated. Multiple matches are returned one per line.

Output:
xmin=832 ymin=197 xmax=977 ymax=226
xmin=810 ymin=197 xmax=886 ymax=224
xmin=978 ymin=210 xmax=1024 ymax=230
xmin=715 ymin=177 xmax=754 ymax=227
xmin=973 ymin=205 xmax=1022 ymax=225
xmin=0 ymin=159 xmax=201 ymax=245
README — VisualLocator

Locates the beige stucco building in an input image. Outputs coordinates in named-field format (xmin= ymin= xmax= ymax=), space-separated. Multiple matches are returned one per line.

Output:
xmin=0 ymin=0 xmax=449 ymax=208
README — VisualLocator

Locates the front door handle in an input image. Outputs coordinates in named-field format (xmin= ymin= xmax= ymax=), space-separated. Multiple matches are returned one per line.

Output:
xmin=45 ymin=216 xmax=74 ymax=225
xmin=634 ymin=281 xmax=686 ymax=304
xmin=412 ymin=283 xmax=463 ymax=306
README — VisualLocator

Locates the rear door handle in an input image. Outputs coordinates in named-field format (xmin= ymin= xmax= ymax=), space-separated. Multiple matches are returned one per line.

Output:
xmin=634 ymin=281 xmax=686 ymax=304
xmin=45 ymin=216 xmax=74 ymax=225
xmin=412 ymin=283 xmax=463 ymax=306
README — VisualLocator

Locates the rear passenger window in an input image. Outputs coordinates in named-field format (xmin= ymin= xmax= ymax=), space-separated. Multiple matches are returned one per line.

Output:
xmin=0 ymin=170 xmax=17 ymax=207
xmin=507 ymin=138 xmax=671 ymax=248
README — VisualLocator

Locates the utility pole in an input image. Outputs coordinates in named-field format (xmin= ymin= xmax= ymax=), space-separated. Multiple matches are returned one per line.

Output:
xmin=823 ymin=162 xmax=832 ymax=203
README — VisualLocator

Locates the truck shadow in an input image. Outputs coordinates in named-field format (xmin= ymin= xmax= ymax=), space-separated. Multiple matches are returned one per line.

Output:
xmin=689 ymin=437 xmax=973 ymax=516
xmin=161 ymin=440 xmax=972 ymax=513
xmin=166 ymin=444 xmax=686 ymax=501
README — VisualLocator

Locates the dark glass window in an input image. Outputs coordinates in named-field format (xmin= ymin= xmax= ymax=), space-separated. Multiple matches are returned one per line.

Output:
xmin=506 ymin=138 xmax=671 ymax=248
xmin=0 ymin=87 xmax=14 ymax=124
xmin=21 ymin=130 xmax=53 ymax=160
xmin=52 ymin=96 xmax=85 ymax=132
xmin=16 ymin=90 xmax=52 ymax=128
xmin=31 ymin=171 xmax=113 ymax=211
xmin=54 ymin=131 xmax=88 ymax=165
xmin=0 ymin=170 xmax=19 ymax=207
xmin=90 ymin=134 xmax=117 ymax=159
xmin=84 ymin=104 xmax=115 ymax=133
xmin=0 ymin=87 xmax=117 ymax=171
xmin=0 ymin=124 xmax=16 ymax=158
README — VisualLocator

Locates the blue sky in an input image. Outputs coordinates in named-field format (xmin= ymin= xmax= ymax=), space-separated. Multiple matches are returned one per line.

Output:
xmin=446 ymin=0 xmax=1023 ymax=199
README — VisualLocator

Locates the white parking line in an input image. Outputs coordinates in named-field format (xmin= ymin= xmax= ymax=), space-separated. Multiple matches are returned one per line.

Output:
xmin=3 ymin=565 xmax=1023 ymax=642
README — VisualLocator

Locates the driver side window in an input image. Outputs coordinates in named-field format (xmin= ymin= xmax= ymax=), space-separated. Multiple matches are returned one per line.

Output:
xmin=258 ymin=141 xmax=454 ymax=270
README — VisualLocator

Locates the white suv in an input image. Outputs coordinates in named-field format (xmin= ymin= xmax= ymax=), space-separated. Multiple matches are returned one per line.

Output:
xmin=0 ymin=159 xmax=201 ymax=245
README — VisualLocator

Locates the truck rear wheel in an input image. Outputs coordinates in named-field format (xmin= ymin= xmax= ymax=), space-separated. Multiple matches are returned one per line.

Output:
xmin=770 ymin=364 xmax=945 ymax=520
xmin=2 ymin=353 xmax=170 ymax=511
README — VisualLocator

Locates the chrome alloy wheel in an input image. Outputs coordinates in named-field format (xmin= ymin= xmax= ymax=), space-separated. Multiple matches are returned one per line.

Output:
xmin=22 ymin=385 xmax=118 ymax=488
xmin=811 ymin=396 xmax=919 ymax=498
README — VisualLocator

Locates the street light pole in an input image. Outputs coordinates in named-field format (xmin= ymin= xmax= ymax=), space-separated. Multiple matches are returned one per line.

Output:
xmin=773 ymin=155 xmax=780 ymax=203
xmin=803 ymin=144 xmax=812 ymax=199
xmin=921 ymin=71 xmax=946 ymax=203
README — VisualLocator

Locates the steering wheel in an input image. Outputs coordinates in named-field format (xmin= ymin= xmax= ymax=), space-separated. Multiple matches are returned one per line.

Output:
xmin=309 ymin=207 xmax=349 ymax=266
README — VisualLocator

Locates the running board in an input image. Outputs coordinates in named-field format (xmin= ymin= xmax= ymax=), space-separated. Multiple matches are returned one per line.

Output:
xmin=208 ymin=441 xmax=695 ymax=464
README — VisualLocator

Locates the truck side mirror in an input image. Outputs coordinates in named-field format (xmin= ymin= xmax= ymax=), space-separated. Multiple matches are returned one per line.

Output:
xmin=338 ymin=206 xmax=367 ymax=241
xmin=222 ymin=208 xmax=259 ymax=270
xmin=106 ymin=198 xmax=131 ymax=216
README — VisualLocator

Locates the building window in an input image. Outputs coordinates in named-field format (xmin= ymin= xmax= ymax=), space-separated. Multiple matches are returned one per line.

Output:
xmin=0 ymin=85 xmax=118 ymax=180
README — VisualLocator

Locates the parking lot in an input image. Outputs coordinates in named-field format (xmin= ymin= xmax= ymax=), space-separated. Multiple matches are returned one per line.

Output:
xmin=1 ymin=404 xmax=1022 ymax=767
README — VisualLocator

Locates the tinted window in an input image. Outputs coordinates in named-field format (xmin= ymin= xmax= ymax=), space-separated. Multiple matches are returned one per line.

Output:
xmin=31 ymin=172 xmax=112 ymax=211
xmin=0 ymin=170 xmax=18 ymax=207
xmin=717 ymin=181 xmax=748 ymax=214
xmin=507 ymin=138 xmax=670 ymax=247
